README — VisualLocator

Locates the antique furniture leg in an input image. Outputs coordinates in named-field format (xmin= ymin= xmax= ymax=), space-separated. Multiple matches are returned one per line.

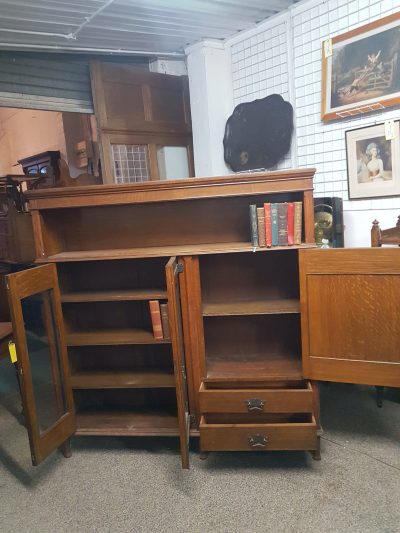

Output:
xmin=375 ymin=386 xmax=384 ymax=408
xmin=310 ymin=437 xmax=321 ymax=461
xmin=60 ymin=438 xmax=72 ymax=458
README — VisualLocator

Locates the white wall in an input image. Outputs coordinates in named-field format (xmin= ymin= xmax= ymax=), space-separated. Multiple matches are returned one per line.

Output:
xmin=187 ymin=0 xmax=400 ymax=246
xmin=0 ymin=108 xmax=67 ymax=174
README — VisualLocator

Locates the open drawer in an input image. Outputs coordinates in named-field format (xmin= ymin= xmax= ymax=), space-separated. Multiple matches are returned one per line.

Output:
xmin=199 ymin=414 xmax=318 ymax=452
xmin=199 ymin=381 xmax=314 ymax=414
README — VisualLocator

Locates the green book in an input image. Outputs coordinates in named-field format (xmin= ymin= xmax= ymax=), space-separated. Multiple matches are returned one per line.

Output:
xmin=249 ymin=204 xmax=258 ymax=247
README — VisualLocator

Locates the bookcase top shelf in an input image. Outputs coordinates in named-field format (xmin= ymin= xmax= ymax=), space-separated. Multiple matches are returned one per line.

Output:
xmin=26 ymin=168 xmax=316 ymax=210
xmin=37 ymin=243 xmax=317 ymax=263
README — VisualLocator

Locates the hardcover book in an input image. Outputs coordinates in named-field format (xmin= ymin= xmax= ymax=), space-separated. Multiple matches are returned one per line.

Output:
xmin=249 ymin=204 xmax=258 ymax=247
xmin=149 ymin=300 xmax=164 ymax=340
xmin=160 ymin=303 xmax=170 ymax=340
xmin=264 ymin=203 xmax=272 ymax=247
xmin=277 ymin=202 xmax=288 ymax=246
xmin=294 ymin=201 xmax=303 ymax=245
xmin=287 ymin=202 xmax=294 ymax=246
xmin=256 ymin=207 xmax=266 ymax=247
xmin=271 ymin=203 xmax=279 ymax=246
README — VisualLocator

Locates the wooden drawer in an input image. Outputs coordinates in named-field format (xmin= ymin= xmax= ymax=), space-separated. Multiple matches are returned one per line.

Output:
xmin=199 ymin=381 xmax=313 ymax=414
xmin=200 ymin=414 xmax=318 ymax=451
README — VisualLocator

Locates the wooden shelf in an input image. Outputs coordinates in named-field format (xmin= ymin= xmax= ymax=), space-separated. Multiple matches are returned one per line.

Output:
xmin=37 ymin=243 xmax=316 ymax=263
xmin=202 ymin=298 xmax=300 ymax=317
xmin=75 ymin=410 xmax=180 ymax=436
xmin=66 ymin=329 xmax=171 ymax=346
xmin=62 ymin=289 xmax=168 ymax=303
xmin=71 ymin=370 xmax=175 ymax=389
xmin=205 ymin=354 xmax=302 ymax=383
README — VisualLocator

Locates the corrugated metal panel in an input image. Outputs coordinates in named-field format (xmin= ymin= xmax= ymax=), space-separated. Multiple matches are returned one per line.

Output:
xmin=0 ymin=52 xmax=94 ymax=112
xmin=0 ymin=0 xmax=299 ymax=56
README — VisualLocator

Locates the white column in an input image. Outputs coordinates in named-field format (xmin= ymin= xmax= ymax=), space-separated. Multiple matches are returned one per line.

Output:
xmin=185 ymin=40 xmax=233 ymax=177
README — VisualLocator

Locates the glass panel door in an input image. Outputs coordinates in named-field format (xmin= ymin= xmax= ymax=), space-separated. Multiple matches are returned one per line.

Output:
xmin=6 ymin=264 xmax=75 ymax=465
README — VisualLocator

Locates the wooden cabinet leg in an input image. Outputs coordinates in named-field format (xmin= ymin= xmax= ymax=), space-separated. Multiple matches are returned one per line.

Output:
xmin=375 ymin=386 xmax=384 ymax=408
xmin=310 ymin=437 xmax=321 ymax=461
xmin=199 ymin=451 xmax=209 ymax=460
xmin=60 ymin=438 xmax=72 ymax=458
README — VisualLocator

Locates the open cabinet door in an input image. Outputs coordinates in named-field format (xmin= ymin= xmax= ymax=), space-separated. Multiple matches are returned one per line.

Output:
xmin=165 ymin=257 xmax=190 ymax=469
xmin=299 ymin=249 xmax=400 ymax=387
xmin=6 ymin=264 xmax=75 ymax=465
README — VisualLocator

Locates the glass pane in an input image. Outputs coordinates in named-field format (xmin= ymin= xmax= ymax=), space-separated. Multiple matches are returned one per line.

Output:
xmin=156 ymin=146 xmax=190 ymax=180
xmin=111 ymin=144 xmax=150 ymax=184
xmin=21 ymin=289 xmax=67 ymax=433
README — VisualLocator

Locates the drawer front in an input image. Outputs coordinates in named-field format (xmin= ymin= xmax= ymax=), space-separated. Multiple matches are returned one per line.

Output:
xmin=200 ymin=416 xmax=318 ymax=451
xmin=199 ymin=382 xmax=313 ymax=414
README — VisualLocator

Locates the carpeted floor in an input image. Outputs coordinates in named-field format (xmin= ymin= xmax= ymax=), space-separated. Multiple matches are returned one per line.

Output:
xmin=0 ymin=357 xmax=399 ymax=533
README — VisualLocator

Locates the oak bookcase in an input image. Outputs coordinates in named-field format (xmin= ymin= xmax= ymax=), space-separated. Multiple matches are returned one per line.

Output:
xmin=8 ymin=169 xmax=399 ymax=469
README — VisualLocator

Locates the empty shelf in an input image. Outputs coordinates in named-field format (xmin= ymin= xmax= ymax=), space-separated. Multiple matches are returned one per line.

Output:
xmin=202 ymin=298 xmax=300 ymax=316
xmin=71 ymin=370 xmax=175 ymax=389
xmin=66 ymin=329 xmax=171 ymax=346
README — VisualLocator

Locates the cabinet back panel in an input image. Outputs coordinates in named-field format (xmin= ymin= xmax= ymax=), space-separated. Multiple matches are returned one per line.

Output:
xmin=74 ymin=388 xmax=177 ymax=409
xmin=58 ymin=258 xmax=167 ymax=292
xmin=40 ymin=193 xmax=303 ymax=254
xmin=68 ymin=345 xmax=173 ymax=371
xmin=200 ymin=250 xmax=299 ymax=303
xmin=63 ymin=300 xmax=155 ymax=331
xmin=204 ymin=315 xmax=301 ymax=359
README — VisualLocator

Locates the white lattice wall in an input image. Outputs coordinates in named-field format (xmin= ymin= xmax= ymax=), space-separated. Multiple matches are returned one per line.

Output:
xmin=230 ymin=15 xmax=294 ymax=169
xmin=226 ymin=0 xmax=400 ymax=244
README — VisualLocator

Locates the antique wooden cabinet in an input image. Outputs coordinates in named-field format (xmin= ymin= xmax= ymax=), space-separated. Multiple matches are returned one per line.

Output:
xmin=5 ymin=170 xmax=400 ymax=469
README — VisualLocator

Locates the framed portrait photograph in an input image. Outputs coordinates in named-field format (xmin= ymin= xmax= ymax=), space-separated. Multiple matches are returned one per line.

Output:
xmin=321 ymin=12 xmax=400 ymax=121
xmin=345 ymin=122 xmax=400 ymax=199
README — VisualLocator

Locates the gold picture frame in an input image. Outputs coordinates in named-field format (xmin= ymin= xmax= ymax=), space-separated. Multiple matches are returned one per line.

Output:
xmin=321 ymin=12 xmax=400 ymax=121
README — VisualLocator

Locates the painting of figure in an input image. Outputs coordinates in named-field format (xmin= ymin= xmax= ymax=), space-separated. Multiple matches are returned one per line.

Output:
xmin=346 ymin=122 xmax=400 ymax=199
xmin=322 ymin=13 xmax=400 ymax=121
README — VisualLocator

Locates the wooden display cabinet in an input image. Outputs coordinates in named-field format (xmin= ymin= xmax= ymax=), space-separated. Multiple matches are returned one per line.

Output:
xmin=5 ymin=169 xmax=399 ymax=470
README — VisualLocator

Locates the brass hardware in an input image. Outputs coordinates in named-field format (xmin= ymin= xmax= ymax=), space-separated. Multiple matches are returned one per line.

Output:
xmin=246 ymin=398 xmax=265 ymax=412
xmin=248 ymin=434 xmax=268 ymax=448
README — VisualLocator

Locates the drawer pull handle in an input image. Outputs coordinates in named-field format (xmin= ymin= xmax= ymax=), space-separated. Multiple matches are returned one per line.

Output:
xmin=246 ymin=398 xmax=265 ymax=412
xmin=248 ymin=434 xmax=268 ymax=448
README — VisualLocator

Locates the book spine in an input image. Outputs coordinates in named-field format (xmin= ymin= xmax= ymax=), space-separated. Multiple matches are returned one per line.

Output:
xmin=278 ymin=202 xmax=288 ymax=246
xmin=149 ymin=300 xmax=164 ymax=340
xmin=256 ymin=207 xmax=266 ymax=247
xmin=287 ymin=202 xmax=294 ymax=246
xmin=160 ymin=303 xmax=170 ymax=341
xmin=294 ymin=201 xmax=303 ymax=245
xmin=271 ymin=203 xmax=279 ymax=246
xmin=264 ymin=203 xmax=272 ymax=247
xmin=249 ymin=204 xmax=258 ymax=247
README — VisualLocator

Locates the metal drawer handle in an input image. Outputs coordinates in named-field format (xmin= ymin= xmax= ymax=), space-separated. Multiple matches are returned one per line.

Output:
xmin=248 ymin=434 xmax=268 ymax=448
xmin=246 ymin=398 xmax=265 ymax=412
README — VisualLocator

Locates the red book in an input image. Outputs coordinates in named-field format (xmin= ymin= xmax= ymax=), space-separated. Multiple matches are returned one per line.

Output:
xmin=287 ymin=202 xmax=294 ymax=246
xmin=160 ymin=303 xmax=170 ymax=340
xmin=264 ymin=203 xmax=272 ymax=247
xmin=149 ymin=300 xmax=164 ymax=340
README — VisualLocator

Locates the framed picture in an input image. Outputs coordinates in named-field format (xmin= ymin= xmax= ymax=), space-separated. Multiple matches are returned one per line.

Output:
xmin=345 ymin=122 xmax=400 ymax=200
xmin=322 ymin=12 xmax=400 ymax=121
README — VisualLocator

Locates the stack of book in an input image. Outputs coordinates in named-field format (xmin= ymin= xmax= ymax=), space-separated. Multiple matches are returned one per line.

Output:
xmin=149 ymin=300 xmax=171 ymax=341
xmin=249 ymin=202 xmax=303 ymax=247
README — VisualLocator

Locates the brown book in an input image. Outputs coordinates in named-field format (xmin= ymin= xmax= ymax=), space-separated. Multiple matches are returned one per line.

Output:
xmin=149 ymin=300 xmax=163 ymax=340
xmin=160 ymin=303 xmax=170 ymax=340
xmin=264 ymin=203 xmax=272 ymax=247
xmin=256 ymin=207 xmax=266 ymax=247
xmin=277 ymin=202 xmax=288 ymax=246
xmin=294 ymin=201 xmax=303 ymax=245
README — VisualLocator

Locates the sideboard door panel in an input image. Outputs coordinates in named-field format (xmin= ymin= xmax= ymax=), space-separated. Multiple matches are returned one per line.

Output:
xmin=299 ymin=248 xmax=400 ymax=387
xmin=6 ymin=264 xmax=75 ymax=465
xmin=165 ymin=257 xmax=190 ymax=469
